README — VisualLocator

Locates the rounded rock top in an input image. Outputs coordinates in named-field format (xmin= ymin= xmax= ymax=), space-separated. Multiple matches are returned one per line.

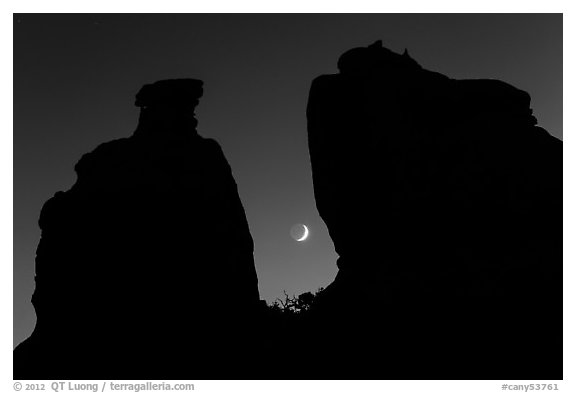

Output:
xmin=135 ymin=78 xmax=204 ymax=108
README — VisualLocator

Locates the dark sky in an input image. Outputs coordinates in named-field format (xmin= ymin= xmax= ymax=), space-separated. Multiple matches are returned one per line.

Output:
xmin=14 ymin=13 xmax=562 ymax=346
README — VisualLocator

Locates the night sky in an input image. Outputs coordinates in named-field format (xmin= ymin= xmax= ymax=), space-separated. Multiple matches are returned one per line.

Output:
xmin=14 ymin=14 xmax=562 ymax=347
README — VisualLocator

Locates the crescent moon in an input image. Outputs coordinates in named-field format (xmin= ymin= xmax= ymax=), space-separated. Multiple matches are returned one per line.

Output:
xmin=296 ymin=225 xmax=309 ymax=242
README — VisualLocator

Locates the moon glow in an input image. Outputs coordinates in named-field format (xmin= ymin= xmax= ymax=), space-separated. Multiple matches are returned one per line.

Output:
xmin=290 ymin=224 xmax=310 ymax=242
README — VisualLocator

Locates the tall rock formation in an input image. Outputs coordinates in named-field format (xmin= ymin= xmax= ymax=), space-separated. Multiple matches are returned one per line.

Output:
xmin=306 ymin=42 xmax=562 ymax=379
xmin=14 ymin=79 xmax=261 ymax=379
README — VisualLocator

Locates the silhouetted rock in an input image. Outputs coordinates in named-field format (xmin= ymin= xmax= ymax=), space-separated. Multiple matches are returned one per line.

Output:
xmin=14 ymin=79 xmax=261 ymax=379
xmin=14 ymin=46 xmax=562 ymax=380
xmin=306 ymin=42 xmax=562 ymax=379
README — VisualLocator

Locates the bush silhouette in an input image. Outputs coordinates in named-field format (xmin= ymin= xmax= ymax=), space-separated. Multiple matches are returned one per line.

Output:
xmin=268 ymin=287 xmax=325 ymax=318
